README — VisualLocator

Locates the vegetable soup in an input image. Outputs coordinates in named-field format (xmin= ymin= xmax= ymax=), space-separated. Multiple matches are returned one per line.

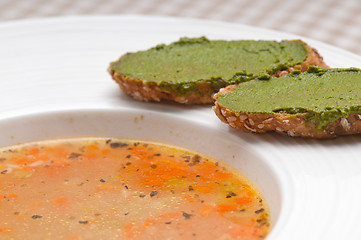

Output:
xmin=0 ymin=137 xmax=270 ymax=239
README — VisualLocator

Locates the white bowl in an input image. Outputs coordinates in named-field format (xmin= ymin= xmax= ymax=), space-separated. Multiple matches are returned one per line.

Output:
xmin=0 ymin=108 xmax=283 ymax=231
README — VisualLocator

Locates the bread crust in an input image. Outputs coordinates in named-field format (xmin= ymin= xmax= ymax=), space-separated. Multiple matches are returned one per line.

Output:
xmin=213 ymin=84 xmax=361 ymax=139
xmin=109 ymin=42 xmax=329 ymax=104
xmin=109 ymin=73 xmax=214 ymax=104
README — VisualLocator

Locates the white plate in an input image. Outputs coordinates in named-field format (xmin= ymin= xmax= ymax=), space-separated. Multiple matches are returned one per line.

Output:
xmin=1 ymin=15 xmax=361 ymax=240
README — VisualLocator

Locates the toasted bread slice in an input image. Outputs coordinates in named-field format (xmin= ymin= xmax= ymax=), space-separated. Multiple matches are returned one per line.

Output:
xmin=213 ymin=67 xmax=361 ymax=138
xmin=108 ymin=37 xmax=328 ymax=104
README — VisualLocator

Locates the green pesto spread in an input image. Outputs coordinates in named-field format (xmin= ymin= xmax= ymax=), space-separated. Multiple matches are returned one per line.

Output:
xmin=109 ymin=37 xmax=309 ymax=96
xmin=217 ymin=67 xmax=361 ymax=130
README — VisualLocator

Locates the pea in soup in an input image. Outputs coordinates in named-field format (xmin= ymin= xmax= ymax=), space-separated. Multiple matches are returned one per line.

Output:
xmin=0 ymin=137 xmax=270 ymax=239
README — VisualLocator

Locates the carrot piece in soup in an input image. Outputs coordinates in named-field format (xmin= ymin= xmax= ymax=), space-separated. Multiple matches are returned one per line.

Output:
xmin=216 ymin=204 xmax=238 ymax=212
xmin=235 ymin=196 xmax=253 ymax=205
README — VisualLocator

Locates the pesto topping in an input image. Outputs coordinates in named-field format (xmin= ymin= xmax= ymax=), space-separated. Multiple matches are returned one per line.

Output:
xmin=110 ymin=37 xmax=309 ymax=95
xmin=217 ymin=67 xmax=361 ymax=129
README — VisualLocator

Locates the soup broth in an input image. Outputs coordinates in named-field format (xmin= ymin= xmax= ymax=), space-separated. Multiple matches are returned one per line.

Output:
xmin=0 ymin=137 xmax=270 ymax=239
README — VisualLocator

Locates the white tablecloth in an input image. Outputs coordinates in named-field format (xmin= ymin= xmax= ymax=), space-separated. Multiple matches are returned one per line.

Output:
xmin=1 ymin=0 xmax=360 ymax=55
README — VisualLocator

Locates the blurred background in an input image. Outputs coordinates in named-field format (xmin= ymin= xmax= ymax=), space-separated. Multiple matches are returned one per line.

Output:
xmin=1 ymin=0 xmax=360 ymax=55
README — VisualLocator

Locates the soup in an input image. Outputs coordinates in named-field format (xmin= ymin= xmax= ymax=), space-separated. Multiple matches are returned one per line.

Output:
xmin=0 ymin=137 xmax=270 ymax=239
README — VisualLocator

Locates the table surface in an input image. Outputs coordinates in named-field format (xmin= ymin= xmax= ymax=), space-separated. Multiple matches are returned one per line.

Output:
xmin=1 ymin=0 xmax=361 ymax=56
